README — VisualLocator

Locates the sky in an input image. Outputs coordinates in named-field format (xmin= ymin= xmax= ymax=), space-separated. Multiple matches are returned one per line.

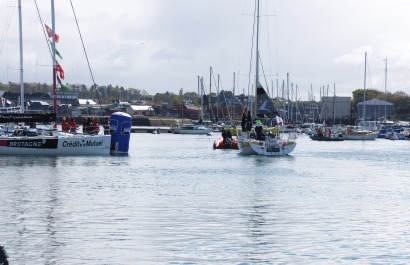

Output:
xmin=2 ymin=0 xmax=410 ymax=101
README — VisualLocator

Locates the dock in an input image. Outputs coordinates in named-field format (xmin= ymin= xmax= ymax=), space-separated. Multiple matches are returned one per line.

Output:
xmin=131 ymin=126 xmax=172 ymax=133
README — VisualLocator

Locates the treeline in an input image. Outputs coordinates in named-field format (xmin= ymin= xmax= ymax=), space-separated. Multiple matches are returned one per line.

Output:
xmin=351 ymin=88 xmax=410 ymax=119
xmin=0 ymin=82 xmax=151 ymax=104
xmin=1 ymin=81 xmax=409 ymax=120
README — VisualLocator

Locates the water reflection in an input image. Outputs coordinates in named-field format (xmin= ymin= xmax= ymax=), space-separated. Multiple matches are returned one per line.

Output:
xmin=44 ymin=170 xmax=61 ymax=263
xmin=0 ymin=156 xmax=58 ymax=168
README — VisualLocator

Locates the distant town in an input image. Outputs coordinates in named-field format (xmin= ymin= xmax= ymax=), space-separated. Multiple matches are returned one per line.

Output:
xmin=0 ymin=81 xmax=409 ymax=125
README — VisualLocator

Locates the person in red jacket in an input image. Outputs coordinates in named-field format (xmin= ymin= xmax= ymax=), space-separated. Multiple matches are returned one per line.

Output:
xmin=92 ymin=117 xmax=100 ymax=134
xmin=69 ymin=118 xmax=77 ymax=133
xmin=61 ymin=117 xmax=69 ymax=132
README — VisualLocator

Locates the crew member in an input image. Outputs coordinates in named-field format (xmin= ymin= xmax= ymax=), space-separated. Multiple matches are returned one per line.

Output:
xmin=254 ymin=120 xmax=265 ymax=140
xmin=62 ymin=117 xmax=69 ymax=132
xmin=69 ymin=118 xmax=77 ymax=133
xmin=103 ymin=117 xmax=110 ymax=135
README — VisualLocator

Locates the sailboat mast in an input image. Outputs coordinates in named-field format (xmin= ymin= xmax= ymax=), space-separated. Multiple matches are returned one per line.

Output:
xmin=384 ymin=58 xmax=387 ymax=119
xmin=232 ymin=72 xmax=235 ymax=120
xmin=209 ymin=66 xmax=212 ymax=121
xmin=51 ymin=0 xmax=57 ymax=128
xmin=254 ymin=0 xmax=260 ymax=117
xmin=363 ymin=52 xmax=367 ymax=122
xmin=18 ymin=0 xmax=24 ymax=113
xmin=333 ymin=83 xmax=336 ymax=125
xmin=200 ymin=77 xmax=204 ymax=121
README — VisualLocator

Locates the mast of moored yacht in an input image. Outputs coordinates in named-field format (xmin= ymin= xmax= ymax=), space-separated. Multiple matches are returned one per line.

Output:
xmin=51 ymin=0 xmax=57 ymax=128
xmin=333 ymin=83 xmax=336 ymax=126
xmin=363 ymin=52 xmax=367 ymax=124
xmin=232 ymin=72 xmax=235 ymax=121
xmin=384 ymin=58 xmax=387 ymax=120
xmin=254 ymin=0 xmax=260 ymax=117
xmin=209 ymin=66 xmax=213 ymax=121
xmin=18 ymin=0 xmax=24 ymax=113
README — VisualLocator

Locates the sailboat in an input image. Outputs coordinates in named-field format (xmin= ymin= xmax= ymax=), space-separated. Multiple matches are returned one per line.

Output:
xmin=173 ymin=78 xmax=212 ymax=135
xmin=237 ymin=0 xmax=296 ymax=156
xmin=342 ymin=52 xmax=378 ymax=141
xmin=0 ymin=0 xmax=126 ymax=156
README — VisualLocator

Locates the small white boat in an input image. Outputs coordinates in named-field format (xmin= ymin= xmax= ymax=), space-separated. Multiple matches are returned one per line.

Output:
xmin=173 ymin=123 xmax=212 ymax=135
xmin=385 ymin=130 xmax=407 ymax=140
xmin=342 ymin=126 xmax=378 ymax=140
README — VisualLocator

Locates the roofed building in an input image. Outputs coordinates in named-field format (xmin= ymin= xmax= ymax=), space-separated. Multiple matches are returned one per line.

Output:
xmin=357 ymin=99 xmax=394 ymax=119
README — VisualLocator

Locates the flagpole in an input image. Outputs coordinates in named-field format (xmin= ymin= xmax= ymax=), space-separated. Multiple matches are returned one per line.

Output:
xmin=51 ymin=0 xmax=57 ymax=129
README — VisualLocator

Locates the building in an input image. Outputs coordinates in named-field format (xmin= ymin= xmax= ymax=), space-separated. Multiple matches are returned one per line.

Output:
xmin=320 ymin=96 xmax=351 ymax=122
xmin=126 ymin=105 xmax=155 ymax=116
xmin=357 ymin=99 xmax=394 ymax=119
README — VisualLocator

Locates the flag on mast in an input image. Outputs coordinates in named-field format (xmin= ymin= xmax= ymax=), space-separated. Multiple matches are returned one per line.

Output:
xmin=56 ymin=63 xmax=65 ymax=80
xmin=44 ymin=24 xmax=59 ymax=43
xmin=57 ymin=76 xmax=70 ymax=92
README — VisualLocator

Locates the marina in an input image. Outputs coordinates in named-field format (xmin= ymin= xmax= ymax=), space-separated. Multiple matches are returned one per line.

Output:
xmin=0 ymin=0 xmax=410 ymax=264
xmin=1 ymin=133 xmax=409 ymax=264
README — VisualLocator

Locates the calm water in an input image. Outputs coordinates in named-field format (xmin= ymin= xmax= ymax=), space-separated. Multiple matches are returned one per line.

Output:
xmin=1 ymin=133 xmax=409 ymax=264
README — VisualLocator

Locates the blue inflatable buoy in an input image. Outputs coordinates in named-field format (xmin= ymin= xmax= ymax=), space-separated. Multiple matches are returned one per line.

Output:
xmin=110 ymin=112 xmax=132 ymax=154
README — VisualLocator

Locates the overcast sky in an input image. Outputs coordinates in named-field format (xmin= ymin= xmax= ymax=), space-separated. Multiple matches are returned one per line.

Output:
xmin=2 ymin=0 xmax=410 ymax=100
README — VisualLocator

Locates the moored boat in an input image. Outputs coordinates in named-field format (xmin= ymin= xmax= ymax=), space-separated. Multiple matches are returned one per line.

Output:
xmin=173 ymin=123 xmax=212 ymax=135
xmin=342 ymin=126 xmax=378 ymax=140
xmin=310 ymin=134 xmax=344 ymax=141
xmin=309 ymin=127 xmax=344 ymax=141
xmin=0 ymin=1 xmax=131 ymax=156
xmin=0 ymin=130 xmax=111 ymax=156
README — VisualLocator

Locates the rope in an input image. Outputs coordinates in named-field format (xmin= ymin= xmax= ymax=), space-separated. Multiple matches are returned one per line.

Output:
xmin=33 ymin=0 xmax=52 ymax=58
xmin=0 ymin=0 xmax=17 ymax=57
xmin=69 ymin=0 xmax=103 ymax=111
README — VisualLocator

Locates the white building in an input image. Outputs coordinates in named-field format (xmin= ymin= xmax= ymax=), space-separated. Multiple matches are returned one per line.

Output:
xmin=126 ymin=105 xmax=154 ymax=116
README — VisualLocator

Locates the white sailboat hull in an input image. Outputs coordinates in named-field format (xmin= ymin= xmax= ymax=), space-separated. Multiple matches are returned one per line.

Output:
xmin=238 ymin=133 xmax=296 ymax=156
xmin=173 ymin=125 xmax=212 ymax=135
xmin=0 ymin=134 xmax=111 ymax=156
xmin=343 ymin=132 xmax=378 ymax=140
xmin=237 ymin=138 xmax=257 ymax=155
xmin=249 ymin=139 xmax=296 ymax=156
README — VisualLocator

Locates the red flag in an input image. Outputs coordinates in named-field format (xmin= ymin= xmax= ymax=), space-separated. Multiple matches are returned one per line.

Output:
xmin=56 ymin=63 xmax=64 ymax=80
xmin=44 ymin=24 xmax=59 ymax=43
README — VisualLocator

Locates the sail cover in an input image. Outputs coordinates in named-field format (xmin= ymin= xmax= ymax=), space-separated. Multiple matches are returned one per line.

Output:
xmin=256 ymin=82 xmax=277 ymax=118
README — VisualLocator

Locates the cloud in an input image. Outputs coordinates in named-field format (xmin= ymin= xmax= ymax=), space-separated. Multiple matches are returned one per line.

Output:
xmin=334 ymin=47 xmax=373 ymax=65
xmin=150 ymin=48 xmax=180 ymax=62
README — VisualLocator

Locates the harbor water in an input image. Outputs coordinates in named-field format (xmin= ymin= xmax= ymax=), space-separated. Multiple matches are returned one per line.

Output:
xmin=0 ymin=133 xmax=409 ymax=264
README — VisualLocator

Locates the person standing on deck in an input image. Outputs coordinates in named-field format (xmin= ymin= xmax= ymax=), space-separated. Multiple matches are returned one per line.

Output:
xmin=241 ymin=109 xmax=247 ymax=132
xmin=69 ymin=118 xmax=77 ymax=133
xmin=92 ymin=118 xmax=100 ymax=135
xmin=61 ymin=117 xmax=69 ymax=132
xmin=246 ymin=110 xmax=252 ymax=132
xmin=103 ymin=117 xmax=110 ymax=135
